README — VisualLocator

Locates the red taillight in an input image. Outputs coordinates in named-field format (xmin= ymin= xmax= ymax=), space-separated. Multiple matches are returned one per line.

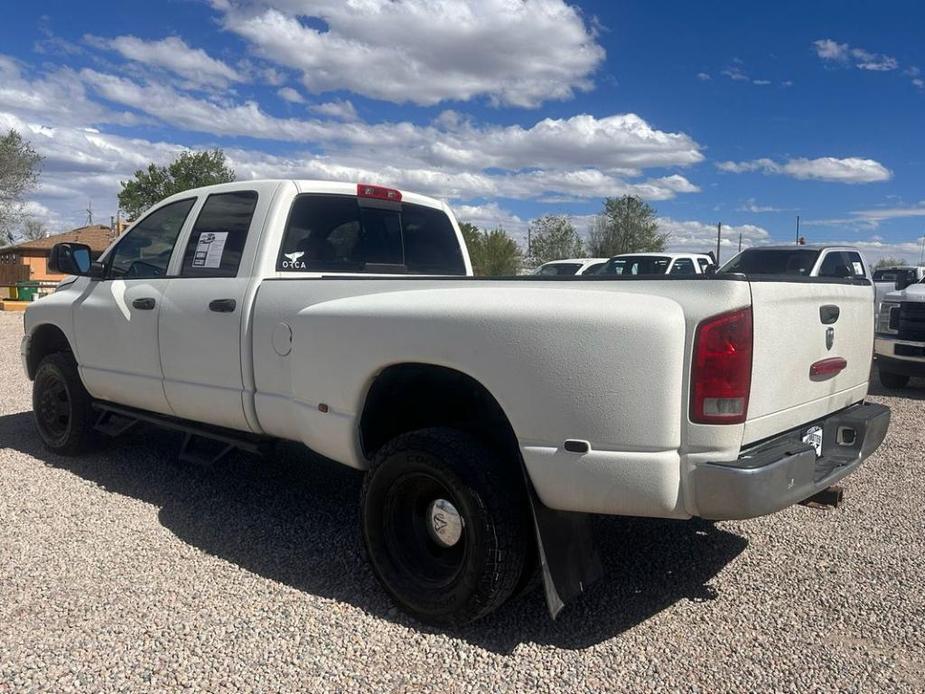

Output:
xmin=690 ymin=307 xmax=753 ymax=425
xmin=357 ymin=183 xmax=402 ymax=202
xmin=810 ymin=357 xmax=847 ymax=378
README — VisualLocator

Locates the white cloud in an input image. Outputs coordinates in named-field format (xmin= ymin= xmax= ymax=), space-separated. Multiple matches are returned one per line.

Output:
xmin=86 ymin=35 xmax=243 ymax=87
xmin=739 ymin=198 xmax=785 ymax=213
xmin=721 ymin=64 xmax=750 ymax=82
xmin=696 ymin=72 xmax=711 ymax=81
xmin=813 ymin=39 xmax=898 ymax=72
xmin=76 ymin=69 xmax=703 ymax=181
xmin=277 ymin=86 xmax=304 ymax=103
xmin=454 ymin=202 xmax=527 ymax=238
xmin=658 ymin=217 xmax=771 ymax=254
xmin=216 ymin=0 xmax=605 ymax=107
xmin=852 ymin=203 xmax=925 ymax=223
xmin=0 ymin=48 xmax=707 ymax=230
xmin=717 ymin=156 xmax=891 ymax=183
xmin=309 ymin=99 xmax=358 ymax=121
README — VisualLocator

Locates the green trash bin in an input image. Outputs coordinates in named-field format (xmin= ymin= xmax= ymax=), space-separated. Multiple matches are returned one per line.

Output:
xmin=16 ymin=282 xmax=40 ymax=302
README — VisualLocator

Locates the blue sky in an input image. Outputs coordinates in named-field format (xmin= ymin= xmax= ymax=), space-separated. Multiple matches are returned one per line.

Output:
xmin=1 ymin=0 xmax=924 ymax=263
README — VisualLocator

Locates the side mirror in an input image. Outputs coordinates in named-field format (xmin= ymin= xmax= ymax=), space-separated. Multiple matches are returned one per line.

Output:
xmin=48 ymin=243 xmax=93 ymax=276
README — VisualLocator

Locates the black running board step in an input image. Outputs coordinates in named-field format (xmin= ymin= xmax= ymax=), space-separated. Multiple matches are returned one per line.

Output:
xmin=94 ymin=409 xmax=140 ymax=437
xmin=91 ymin=402 xmax=272 ymax=465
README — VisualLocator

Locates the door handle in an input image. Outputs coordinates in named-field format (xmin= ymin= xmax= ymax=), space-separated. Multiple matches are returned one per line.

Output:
xmin=209 ymin=298 xmax=237 ymax=313
xmin=132 ymin=297 xmax=156 ymax=310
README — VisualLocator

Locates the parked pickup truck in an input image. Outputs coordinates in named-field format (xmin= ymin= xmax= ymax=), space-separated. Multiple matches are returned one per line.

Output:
xmin=875 ymin=277 xmax=925 ymax=388
xmin=22 ymin=180 xmax=890 ymax=626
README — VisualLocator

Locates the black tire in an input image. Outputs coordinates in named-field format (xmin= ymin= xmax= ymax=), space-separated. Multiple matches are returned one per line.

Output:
xmin=360 ymin=427 xmax=530 ymax=626
xmin=32 ymin=352 xmax=97 ymax=455
xmin=879 ymin=368 xmax=909 ymax=390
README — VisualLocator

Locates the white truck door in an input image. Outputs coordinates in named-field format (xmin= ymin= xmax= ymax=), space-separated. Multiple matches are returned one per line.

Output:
xmin=73 ymin=198 xmax=197 ymax=415
xmin=158 ymin=189 xmax=264 ymax=432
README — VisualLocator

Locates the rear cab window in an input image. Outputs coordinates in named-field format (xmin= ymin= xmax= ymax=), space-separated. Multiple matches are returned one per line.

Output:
xmin=278 ymin=194 xmax=466 ymax=275
xmin=537 ymin=263 xmax=582 ymax=276
xmin=669 ymin=258 xmax=695 ymax=275
xmin=599 ymin=256 xmax=671 ymax=275
xmin=721 ymin=249 xmax=820 ymax=276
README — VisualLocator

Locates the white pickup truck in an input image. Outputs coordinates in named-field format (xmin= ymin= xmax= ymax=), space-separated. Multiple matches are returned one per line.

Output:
xmin=23 ymin=180 xmax=890 ymax=626
xmin=875 ymin=278 xmax=925 ymax=388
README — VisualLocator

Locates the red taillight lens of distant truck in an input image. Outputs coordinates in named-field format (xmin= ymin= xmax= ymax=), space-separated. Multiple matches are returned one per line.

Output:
xmin=690 ymin=307 xmax=753 ymax=425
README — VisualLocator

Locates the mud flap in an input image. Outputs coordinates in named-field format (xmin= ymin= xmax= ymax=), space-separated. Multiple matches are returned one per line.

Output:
xmin=524 ymin=478 xmax=603 ymax=619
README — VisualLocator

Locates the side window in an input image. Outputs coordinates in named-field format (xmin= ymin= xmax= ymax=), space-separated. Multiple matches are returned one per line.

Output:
xmin=181 ymin=191 xmax=259 ymax=277
xmin=669 ymin=258 xmax=695 ymax=275
xmin=818 ymin=251 xmax=864 ymax=278
xmin=844 ymin=252 xmax=866 ymax=278
xmin=697 ymin=258 xmax=710 ymax=272
xmin=107 ymin=199 xmax=195 ymax=279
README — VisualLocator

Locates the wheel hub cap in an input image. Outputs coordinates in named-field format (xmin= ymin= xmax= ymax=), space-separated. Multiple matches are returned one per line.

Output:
xmin=426 ymin=498 xmax=464 ymax=548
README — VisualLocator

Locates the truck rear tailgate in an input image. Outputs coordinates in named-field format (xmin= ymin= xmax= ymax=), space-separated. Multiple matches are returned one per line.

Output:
xmin=744 ymin=280 xmax=874 ymax=444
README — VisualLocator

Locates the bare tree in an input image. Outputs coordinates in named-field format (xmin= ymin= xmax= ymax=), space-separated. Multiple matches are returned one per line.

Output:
xmin=20 ymin=218 xmax=48 ymax=241
xmin=0 ymin=129 xmax=43 ymax=242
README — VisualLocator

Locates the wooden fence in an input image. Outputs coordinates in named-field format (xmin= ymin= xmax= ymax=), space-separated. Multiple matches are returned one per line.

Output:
xmin=0 ymin=263 xmax=30 ymax=286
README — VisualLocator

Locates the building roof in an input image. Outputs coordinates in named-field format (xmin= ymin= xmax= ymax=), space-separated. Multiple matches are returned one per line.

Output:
xmin=1 ymin=225 xmax=116 ymax=254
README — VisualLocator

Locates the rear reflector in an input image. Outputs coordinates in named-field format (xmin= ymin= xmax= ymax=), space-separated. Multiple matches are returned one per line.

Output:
xmin=810 ymin=357 xmax=847 ymax=378
xmin=357 ymin=183 xmax=402 ymax=202
xmin=690 ymin=307 xmax=753 ymax=425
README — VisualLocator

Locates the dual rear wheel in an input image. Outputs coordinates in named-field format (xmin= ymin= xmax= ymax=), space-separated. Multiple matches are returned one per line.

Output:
xmin=360 ymin=428 xmax=532 ymax=626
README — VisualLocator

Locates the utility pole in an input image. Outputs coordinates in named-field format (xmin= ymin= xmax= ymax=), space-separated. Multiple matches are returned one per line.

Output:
xmin=715 ymin=222 xmax=722 ymax=265
xmin=738 ymin=232 xmax=743 ymax=252
xmin=795 ymin=215 xmax=800 ymax=245
xmin=920 ymin=233 xmax=925 ymax=265
xmin=86 ymin=200 xmax=93 ymax=226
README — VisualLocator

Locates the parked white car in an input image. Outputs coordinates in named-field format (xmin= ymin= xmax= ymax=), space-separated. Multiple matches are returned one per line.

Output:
xmin=534 ymin=258 xmax=609 ymax=276
xmin=597 ymin=252 xmax=715 ymax=276
xmin=22 ymin=180 xmax=890 ymax=626
xmin=874 ymin=277 xmax=925 ymax=388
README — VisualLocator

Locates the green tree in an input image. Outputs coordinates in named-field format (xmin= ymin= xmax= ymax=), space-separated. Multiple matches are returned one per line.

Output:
xmin=459 ymin=222 xmax=522 ymax=276
xmin=527 ymin=214 xmax=583 ymax=265
xmin=874 ymin=256 xmax=906 ymax=269
xmin=0 ymin=129 xmax=43 ymax=243
xmin=587 ymin=195 xmax=668 ymax=257
xmin=118 ymin=149 xmax=236 ymax=219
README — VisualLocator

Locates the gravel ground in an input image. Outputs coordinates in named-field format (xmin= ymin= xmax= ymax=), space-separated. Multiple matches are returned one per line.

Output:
xmin=1 ymin=309 xmax=923 ymax=692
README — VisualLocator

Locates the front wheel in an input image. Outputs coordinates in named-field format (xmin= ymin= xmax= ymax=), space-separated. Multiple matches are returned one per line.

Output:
xmin=360 ymin=427 xmax=530 ymax=626
xmin=32 ymin=352 xmax=97 ymax=455
xmin=878 ymin=368 xmax=909 ymax=390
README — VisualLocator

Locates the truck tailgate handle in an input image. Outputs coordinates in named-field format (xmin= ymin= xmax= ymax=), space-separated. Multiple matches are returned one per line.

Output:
xmin=820 ymin=305 xmax=840 ymax=324
xmin=209 ymin=298 xmax=237 ymax=313
xmin=132 ymin=297 xmax=156 ymax=310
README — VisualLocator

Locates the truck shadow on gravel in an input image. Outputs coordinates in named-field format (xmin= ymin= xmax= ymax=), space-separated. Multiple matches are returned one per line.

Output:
xmin=0 ymin=411 xmax=747 ymax=653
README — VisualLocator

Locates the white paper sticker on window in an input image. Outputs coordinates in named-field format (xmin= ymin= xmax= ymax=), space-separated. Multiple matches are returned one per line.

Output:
xmin=191 ymin=232 xmax=228 ymax=269
xmin=852 ymin=261 xmax=864 ymax=275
